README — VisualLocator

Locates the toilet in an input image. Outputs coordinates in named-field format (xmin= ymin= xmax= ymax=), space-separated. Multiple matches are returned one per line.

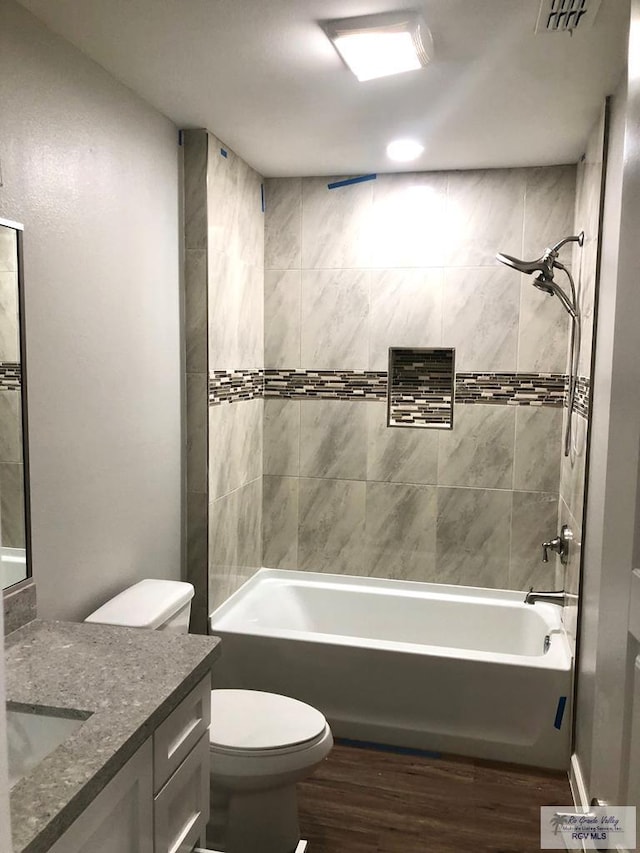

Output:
xmin=85 ymin=578 xmax=333 ymax=853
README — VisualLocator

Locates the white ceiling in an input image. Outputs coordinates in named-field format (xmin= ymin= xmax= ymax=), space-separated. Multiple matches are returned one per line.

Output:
xmin=18 ymin=0 xmax=628 ymax=177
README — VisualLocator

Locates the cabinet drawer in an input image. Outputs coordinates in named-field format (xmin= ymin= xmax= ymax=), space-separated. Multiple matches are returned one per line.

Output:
xmin=154 ymin=674 xmax=211 ymax=792
xmin=154 ymin=732 xmax=210 ymax=853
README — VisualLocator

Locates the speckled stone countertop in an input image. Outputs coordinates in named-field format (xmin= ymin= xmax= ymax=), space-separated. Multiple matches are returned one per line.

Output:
xmin=5 ymin=619 xmax=221 ymax=853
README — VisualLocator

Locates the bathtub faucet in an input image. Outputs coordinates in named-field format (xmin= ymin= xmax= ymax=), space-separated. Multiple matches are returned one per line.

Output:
xmin=525 ymin=588 xmax=566 ymax=607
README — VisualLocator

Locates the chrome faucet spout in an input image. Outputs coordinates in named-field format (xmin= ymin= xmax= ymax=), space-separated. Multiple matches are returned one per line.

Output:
xmin=525 ymin=588 xmax=566 ymax=607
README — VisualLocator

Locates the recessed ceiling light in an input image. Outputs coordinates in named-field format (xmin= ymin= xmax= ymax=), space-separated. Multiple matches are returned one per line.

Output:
xmin=324 ymin=12 xmax=433 ymax=83
xmin=386 ymin=139 xmax=425 ymax=162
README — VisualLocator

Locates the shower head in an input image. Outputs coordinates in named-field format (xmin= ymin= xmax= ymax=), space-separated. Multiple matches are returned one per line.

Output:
xmin=495 ymin=232 xmax=584 ymax=318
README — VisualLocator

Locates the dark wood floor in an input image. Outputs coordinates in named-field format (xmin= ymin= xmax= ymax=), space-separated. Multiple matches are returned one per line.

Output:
xmin=298 ymin=742 xmax=572 ymax=853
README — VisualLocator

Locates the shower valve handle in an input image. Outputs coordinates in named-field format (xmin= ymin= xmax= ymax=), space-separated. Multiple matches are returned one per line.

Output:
xmin=541 ymin=525 xmax=572 ymax=565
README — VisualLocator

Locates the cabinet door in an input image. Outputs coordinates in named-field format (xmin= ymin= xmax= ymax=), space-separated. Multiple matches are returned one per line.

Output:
xmin=49 ymin=739 xmax=153 ymax=853
xmin=154 ymin=733 xmax=209 ymax=853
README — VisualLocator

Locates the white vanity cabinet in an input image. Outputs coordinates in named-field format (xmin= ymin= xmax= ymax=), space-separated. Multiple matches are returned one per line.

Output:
xmin=48 ymin=675 xmax=211 ymax=853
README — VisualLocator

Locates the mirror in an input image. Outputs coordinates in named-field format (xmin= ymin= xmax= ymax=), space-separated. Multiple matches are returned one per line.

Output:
xmin=0 ymin=219 xmax=31 ymax=591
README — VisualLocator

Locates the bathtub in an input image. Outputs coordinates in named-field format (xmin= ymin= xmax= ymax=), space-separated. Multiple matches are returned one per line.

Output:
xmin=209 ymin=569 xmax=572 ymax=770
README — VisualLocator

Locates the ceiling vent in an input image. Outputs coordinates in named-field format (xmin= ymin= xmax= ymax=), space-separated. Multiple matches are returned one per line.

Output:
xmin=535 ymin=0 xmax=602 ymax=33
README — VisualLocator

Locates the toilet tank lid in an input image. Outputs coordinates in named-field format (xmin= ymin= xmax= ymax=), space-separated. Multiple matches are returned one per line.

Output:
xmin=85 ymin=579 xmax=194 ymax=629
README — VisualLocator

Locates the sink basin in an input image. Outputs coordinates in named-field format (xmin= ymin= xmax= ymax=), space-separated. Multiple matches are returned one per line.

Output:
xmin=7 ymin=706 xmax=90 ymax=788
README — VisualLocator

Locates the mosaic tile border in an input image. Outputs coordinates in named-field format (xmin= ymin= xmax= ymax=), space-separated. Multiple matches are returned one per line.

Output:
xmin=264 ymin=369 xmax=387 ymax=400
xmin=574 ymin=376 xmax=590 ymax=419
xmin=209 ymin=369 xmax=591 ymax=420
xmin=0 ymin=362 xmax=21 ymax=391
xmin=455 ymin=372 xmax=566 ymax=407
xmin=209 ymin=369 xmax=263 ymax=405
xmin=389 ymin=349 xmax=454 ymax=428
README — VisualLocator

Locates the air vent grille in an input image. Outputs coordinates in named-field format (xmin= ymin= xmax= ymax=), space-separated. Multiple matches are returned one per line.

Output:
xmin=535 ymin=0 xmax=602 ymax=32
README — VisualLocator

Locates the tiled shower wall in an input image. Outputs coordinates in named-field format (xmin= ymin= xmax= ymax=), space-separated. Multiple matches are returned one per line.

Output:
xmin=559 ymin=107 xmax=607 ymax=650
xmin=184 ymin=131 xmax=264 ymax=628
xmin=262 ymin=166 xmax=578 ymax=590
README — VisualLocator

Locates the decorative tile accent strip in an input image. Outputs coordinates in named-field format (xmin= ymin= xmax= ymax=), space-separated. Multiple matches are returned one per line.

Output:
xmin=264 ymin=369 xmax=387 ymax=400
xmin=574 ymin=375 xmax=590 ymax=419
xmin=0 ymin=362 xmax=21 ymax=390
xmin=455 ymin=372 xmax=567 ymax=407
xmin=209 ymin=369 xmax=264 ymax=405
xmin=388 ymin=348 xmax=454 ymax=428
xmin=209 ymin=368 xmax=591 ymax=419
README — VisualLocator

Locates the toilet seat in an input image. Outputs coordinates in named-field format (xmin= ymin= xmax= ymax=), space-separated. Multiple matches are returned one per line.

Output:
xmin=210 ymin=689 xmax=327 ymax=754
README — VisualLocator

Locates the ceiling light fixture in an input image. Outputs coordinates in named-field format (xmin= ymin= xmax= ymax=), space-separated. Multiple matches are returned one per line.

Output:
xmin=324 ymin=12 xmax=433 ymax=82
xmin=386 ymin=139 xmax=425 ymax=162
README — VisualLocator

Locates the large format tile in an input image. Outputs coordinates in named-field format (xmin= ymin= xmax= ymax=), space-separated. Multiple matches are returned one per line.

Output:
xmin=0 ymin=390 xmax=22 ymax=464
xmin=368 ymin=268 xmax=443 ymax=370
xmin=559 ymin=409 xmax=587 ymax=528
xmin=0 ymin=226 xmax=18 ymax=272
xmin=186 ymin=491 xmax=208 ymax=634
xmin=366 ymin=403 xmax=438 ymax=484
xmin=436 ymin=487 xmax=511 ymax=588
xmin=0 ymin=272 xmax=19 ymax=362
xmin=364 ymin=482 xmax=437 ymax=580
xmin=264 ymin=269 xmax=301 ymax=368
xmin=234 ymin=157 xmax=264 ymax=270
xmin=300 ymin=400 xmax=368 ymax=480
xmin=438 ymin=404 xmax=515 ymax=489
xmin=186 ymin=374 xmax=208 ymax=495
xmin=441 ymin=267 xmax=519 ymax=371
xmin=300 ymin=270 xmax=369 ymax=369
xmin=523 ymin=166 xmax=576 ymax=262
xmin=298 ymin=478 xmax=366 ymax=574
xmin=263 ymin=476 xmax=299 ymax=569
xmin=185 ymin=249 xmax=207 ymax=374
xmin=265 ymin=178 xmax=302 ymax=270
xmin=446 ymin=169 xmax=525 ymax=267
xmin=560 ymin=498 xmax=582 ymax=652
xmin=183 ymin=130 xmax=208 ymax=251
xmin=209 ymin=399 xmax=263 ymax=498
xmin=370 ymin=172 xmax=448 ymax=268
xmin=237 ymin=477 xmax=263 ymax=571
xmin=514 ymin=406 xmax=563 ymax=493
xmin=517 ymin=275 xmax=571 ymax=374
xmin=301 ymin=176 xmax=373 ymax=269
xmin=238 ymin=262 xmax=264 ymax=368
xmin=235 ymin=398 xmax=264 ymax=487
xmin=263 ymin=399 xmax=300 ymax=476
xmin=208 ymin=250 xmax=238 ymax=370
xmin=0 ymin=462 xmax=25 ymax=549
xmin=509 ymin=491 xmax=558 ymax=591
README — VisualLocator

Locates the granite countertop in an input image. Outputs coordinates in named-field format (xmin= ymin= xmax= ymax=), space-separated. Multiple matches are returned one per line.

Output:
xmin=5 ymin=619 xmax=221 ymax=853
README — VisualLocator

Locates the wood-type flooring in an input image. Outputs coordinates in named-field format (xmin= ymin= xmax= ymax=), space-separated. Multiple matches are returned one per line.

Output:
xmin=298 ymin=741 xmax=573 ymax=853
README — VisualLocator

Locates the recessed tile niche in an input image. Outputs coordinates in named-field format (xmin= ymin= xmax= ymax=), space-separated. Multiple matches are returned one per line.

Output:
xmin=387 ymin=348 xmax=455 ymax=429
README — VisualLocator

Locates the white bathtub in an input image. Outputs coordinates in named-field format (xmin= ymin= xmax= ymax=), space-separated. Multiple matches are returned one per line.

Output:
xmin=210 ymin=569 xmax=573 ymax=770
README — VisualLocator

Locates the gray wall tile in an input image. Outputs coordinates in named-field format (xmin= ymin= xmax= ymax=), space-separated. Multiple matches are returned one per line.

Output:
xmin=0 ymin=226 xmax=18 ymax=272
xmin=265 ymin=178 xmax=302 ymax=270
xmin=366 ymin=402 xmax=438 ymax=484
xmin=264 ymin=269 xmax=301 ymax=368
xmin=442 ymin=267 xmax=519 ymax=371
xmin=183 ymin=130 xmax=208 ymax=251
xmin=436 ymin=487 xmax=511 ymax=588
xmin=365 ymin=482 xmax=436 ymax=580
xmin=446 ymin=168 xmax=525 ymax=267
xmin=0 ymin=390 xmax=22 ymax=463
xmin=523 ymin=166 xmax=577 ymax=261
xmin=518 ymin=278 xmax=570 ymax=374
xmin=186 ymin=491 xmax=208 ymax=634
xmin=300 ymin=400 xmax=367 ymax=480
xmin=509 ymin=491 xmax=558 ymax=590
xmin=368 ymin=268 xmax=443 ymax=371
xmin=0 ymin=461 xmax=25 ymax=548
xmin=300 ymin=269 xmax=369 ymax=369
xmin=264 ymin=399 xmax=300 ymax=476
xmin=0 ymin=271 xmax=19 ymax=362
xmin=185 ymin=250 xmax=208 ymax=374
xmin=187 ymin=373 xmax=208 ymax=495
xmin=263 ymin=475 xmax=298 ymax=569
xmin=298 ymin=477 xmax=366 ymax=574
xmin=438 ymin=404 xmax=515 ymax=489
xmin=514 ymin=406 xmax=563 ymax=493
xmin=301 ymin=176 xmax=373 ymax=269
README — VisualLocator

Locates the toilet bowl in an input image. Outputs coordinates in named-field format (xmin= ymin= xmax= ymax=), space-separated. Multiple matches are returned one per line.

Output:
xmin=85 ymin=579 xmax=333 ymax=853
xmin=208 ymin=689 xmax=333 ymax=853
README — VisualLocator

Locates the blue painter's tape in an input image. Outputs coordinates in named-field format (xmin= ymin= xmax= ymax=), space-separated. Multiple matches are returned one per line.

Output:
xmin=554 ymin=696 xmax=567 ymax=730
xmin=220 ymin=148 xmax=228 ymax=158
xmin=327 ymin=173 xmax=377 ymax=190
xmin=336 ymin=737 xmax=442 ymax=760
xmin=261 ymin=183 xmax=265 ymax=213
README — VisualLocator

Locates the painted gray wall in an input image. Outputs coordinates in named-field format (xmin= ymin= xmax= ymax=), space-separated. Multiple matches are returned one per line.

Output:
xmin=0 ymin=0 xmax=182 ymax=620
xmin=575 ymin=0 xmax=640 ymax=800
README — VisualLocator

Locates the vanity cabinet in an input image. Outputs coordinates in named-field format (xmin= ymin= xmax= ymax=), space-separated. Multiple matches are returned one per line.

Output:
xmin=48 ymin=675 xmax=211 ymax=853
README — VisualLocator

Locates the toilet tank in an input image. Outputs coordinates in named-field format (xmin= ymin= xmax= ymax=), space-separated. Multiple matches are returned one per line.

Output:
xmin=85 ymin=579 xmax=194 ymax=633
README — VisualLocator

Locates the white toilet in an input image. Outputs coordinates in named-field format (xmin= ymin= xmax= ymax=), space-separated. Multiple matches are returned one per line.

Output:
xmin=85 ymin=578 xmax=333 ymax=853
